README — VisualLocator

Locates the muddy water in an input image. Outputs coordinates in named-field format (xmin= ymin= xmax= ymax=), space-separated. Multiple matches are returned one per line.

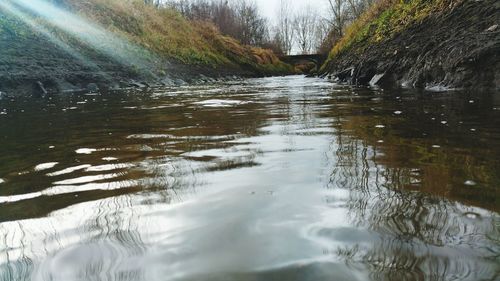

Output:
xmin=0 ymin=76 xmax=499 ymax=281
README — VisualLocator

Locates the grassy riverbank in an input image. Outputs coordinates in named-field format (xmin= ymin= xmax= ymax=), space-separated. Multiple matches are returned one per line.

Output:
xmin=0 ymin=0 xmax=292 ymax=95
xmin=68 ymin=0 xmax=290 ymax=72
xmin=321 ymin=0 xmax=499 ymax=90
xmin=325 ymin=0 xmax=461 ymax=60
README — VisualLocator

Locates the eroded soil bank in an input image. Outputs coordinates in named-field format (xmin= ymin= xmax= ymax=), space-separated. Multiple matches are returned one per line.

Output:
xmin=0 ymin=31 xmax=271 ymax=97
xmin=0 ymin=0 xmax=292 ymax=97
xmin=321 ymin=0 xmax=500 ymax=91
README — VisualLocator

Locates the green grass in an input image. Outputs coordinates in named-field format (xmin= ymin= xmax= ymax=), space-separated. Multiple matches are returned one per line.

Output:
xmin=67 ymin=0 xmax=290 ymax=72
xmin=1 ymin=0 xmax=290 ymax=74
xmin=321 ymin=0 xmax=463 ymax=71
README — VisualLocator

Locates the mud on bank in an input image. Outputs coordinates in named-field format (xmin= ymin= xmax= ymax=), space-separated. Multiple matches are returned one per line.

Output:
xmin=0 ymin=31 xmax=260 ymax=96
xmin=321 ymin=0 xmax=500 ymax=91
xmin=0 ymin=0 xmax=292 ymax=97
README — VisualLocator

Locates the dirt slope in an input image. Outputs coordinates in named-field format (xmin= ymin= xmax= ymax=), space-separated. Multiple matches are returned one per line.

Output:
xmin=0 ymin=0 xmax=292 ymax=96
xmin=321 ymin=0 xmax=500 ymax=91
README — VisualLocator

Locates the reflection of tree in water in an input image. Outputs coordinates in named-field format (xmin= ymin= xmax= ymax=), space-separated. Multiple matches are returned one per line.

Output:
xmin=0 ymin=192 xmax=150 ymax=281
xmin=326 ymin=127 xmax=500 ymax=281
xmin=0 ymin=152 xmax=205 ymax=281
xmin=80 ymin=194 xmax=145 ymax=278
xmin=0 ymin=82 xmax=278 ymax=281
xmin=0 ymin=223 xmax=34 ymax=281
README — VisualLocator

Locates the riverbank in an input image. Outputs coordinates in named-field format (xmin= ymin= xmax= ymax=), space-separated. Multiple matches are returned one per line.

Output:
xmin=0 ymin=0 xmax=293 ymax=96
xmin=320 ymin=0 xmax=500 ymax=91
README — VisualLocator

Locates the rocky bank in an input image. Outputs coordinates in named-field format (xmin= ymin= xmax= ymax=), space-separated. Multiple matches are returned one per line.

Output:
xmin=321 ymin=0 xmax=500 ymax=91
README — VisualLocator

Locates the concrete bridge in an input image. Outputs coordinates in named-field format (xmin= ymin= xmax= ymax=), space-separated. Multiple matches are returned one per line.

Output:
xmin=280 ymin=54 xmax=328 ymax=69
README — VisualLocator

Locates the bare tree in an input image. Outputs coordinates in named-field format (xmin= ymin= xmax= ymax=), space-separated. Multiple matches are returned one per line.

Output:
xmin=293 ymin=5 xmax=318 ymax=54
xmin=275 ymin=0 xmax=294 ymax=55
xmin=235 ymin=0 xmax=269 ymax=46
xmin=316 ymin=0 xmax=376 ymax=53
xmin=326 ymin=0 xmax=348 ymax=38
xmin=165 ymin=0 xmax=269 ymax=47
xmin=314 ymin=18 xmax=331 ymax=54
xmin=346 ymin=0 xmax=361 ymax=19
xmin=212 ymin=1 xmax=239 ymax=39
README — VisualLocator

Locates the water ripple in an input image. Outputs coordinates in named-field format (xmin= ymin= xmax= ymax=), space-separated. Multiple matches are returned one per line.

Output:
xmin=0 ymin=76 xmax=499 ymax=281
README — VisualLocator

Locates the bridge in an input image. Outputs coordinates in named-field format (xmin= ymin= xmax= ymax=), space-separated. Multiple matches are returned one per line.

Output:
xmin=280 ymin=54 xmax=328 ymax=70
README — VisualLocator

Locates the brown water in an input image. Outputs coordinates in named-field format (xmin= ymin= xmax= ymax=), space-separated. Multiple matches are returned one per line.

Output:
xmin=0 ymin=76 xmax=499 ymax=281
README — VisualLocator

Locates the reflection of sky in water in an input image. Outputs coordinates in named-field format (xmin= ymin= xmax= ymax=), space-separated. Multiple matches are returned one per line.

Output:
xmin=0 ymin=76 xmax=499 ymax=281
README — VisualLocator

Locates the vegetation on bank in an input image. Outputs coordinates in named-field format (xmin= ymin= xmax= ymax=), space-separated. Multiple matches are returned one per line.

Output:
xmin=322 ymin=0 xmax=463 ymax=71
xmin=0 ymin=0 xmax=292 ymax=76
xmin=70 ymin=0 xmax=293 ymax=74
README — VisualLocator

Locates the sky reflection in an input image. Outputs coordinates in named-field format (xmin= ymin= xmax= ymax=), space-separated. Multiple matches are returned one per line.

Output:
xmin=0 ymin=76 xmax=499 ymax=281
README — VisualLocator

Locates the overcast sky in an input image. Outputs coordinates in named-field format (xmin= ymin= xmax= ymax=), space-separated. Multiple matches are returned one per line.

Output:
xmin=254 ymin=0 xmax=329 ymax=23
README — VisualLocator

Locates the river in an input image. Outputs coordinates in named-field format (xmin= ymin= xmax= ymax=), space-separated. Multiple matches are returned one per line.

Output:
xmin=0 ymin=76 xmax=499 ymax=281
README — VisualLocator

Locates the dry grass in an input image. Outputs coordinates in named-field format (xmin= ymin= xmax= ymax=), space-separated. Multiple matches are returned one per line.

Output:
xmin=66 ymin=0 xmax=291 ymax=72
xmin=194 ymin=21 xmax=293 ymax=73
xmin=67 ymin=0 xmax=224 ymax=64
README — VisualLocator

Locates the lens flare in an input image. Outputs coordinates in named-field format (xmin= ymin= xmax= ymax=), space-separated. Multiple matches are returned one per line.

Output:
xmin=0 ymin=0 xmax=100 ymax=71
xmin=1 ymin=0 xmax=160 ymax=75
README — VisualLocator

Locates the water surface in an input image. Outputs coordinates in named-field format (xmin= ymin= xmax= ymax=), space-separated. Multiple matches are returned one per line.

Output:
xmin=0 ymin=76 xmax=499 ymax=281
